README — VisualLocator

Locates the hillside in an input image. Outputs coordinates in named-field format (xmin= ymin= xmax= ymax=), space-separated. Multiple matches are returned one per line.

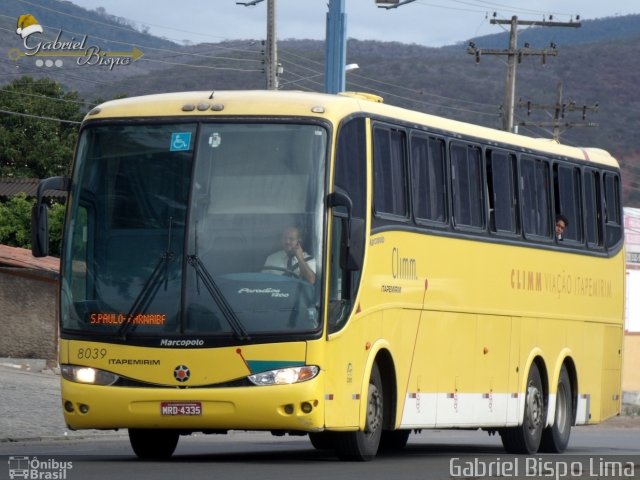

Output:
xmin=1 ymin=1 xmax=639 ymax=205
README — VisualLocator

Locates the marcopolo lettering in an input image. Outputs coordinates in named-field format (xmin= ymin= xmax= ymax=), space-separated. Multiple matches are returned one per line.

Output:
xmin=160 ymin=339 xmax=205 ymax=347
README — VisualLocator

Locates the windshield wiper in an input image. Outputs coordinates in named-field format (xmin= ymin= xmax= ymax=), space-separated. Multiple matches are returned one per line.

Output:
xmin=118 ymin=219 xmax=175 ymax=340
xmin=187 ymin=254 xmax=250 ymax=341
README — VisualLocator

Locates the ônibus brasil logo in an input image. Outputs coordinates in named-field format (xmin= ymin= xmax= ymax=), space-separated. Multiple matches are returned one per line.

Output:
xmin=7 ymin=456 xmax=73 ymax=479
xmin=9 ymin=13 xmax=143 ymax=70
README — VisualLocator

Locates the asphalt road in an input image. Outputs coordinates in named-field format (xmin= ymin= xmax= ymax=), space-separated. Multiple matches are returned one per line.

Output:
xmin=1 ymin=362 xmax=639 ymax=480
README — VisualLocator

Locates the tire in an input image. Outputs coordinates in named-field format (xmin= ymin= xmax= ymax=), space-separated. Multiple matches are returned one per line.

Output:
xmin=500 ymin=363 xmax=545 ymax=454
xmin=309 ymin=431 xmax=337 ymax=450
xmin=379 ymin=429 xmax=410 ymax=452
xmin=540 ymin=365 xmax=573 ymax=453
xmin=129 ymin=428 xmax=179 ymax=459
xmin=335 ymin=363 xmax=384 ymax=461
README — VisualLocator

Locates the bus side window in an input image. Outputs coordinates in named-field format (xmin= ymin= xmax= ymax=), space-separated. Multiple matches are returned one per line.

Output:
xmin=329 ymin=118 xmax=367 ymax=332
xmin=411 ymin=133 xmax=447 ymax=226
xmin=450 ymin=142 xmax=484 ymax=229
xmin=603 ymin=172 xmax=623 ymax=249
xmin=520 ymin=156 xmax=551 ymax=240
xmin=328 ymin=213 xmax=349 ymax=330
xmin=373 ymin=124 xmax=409 ymax=220
xmin=486 ymin=150 xmax=517 ymax=235
xmin=554 ymin=164 xmax=583 ymax=244
xmin=583 ymin=169 xmax=603 ymax=249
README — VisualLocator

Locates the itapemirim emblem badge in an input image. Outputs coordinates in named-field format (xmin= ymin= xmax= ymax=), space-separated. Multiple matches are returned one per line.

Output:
xmin=174 ymin=365 xmax=191 ymax=382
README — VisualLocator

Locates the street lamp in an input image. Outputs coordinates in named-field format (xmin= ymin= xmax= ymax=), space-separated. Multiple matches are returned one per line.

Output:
xmin=375 ymin=0 xmax=417 ymax=9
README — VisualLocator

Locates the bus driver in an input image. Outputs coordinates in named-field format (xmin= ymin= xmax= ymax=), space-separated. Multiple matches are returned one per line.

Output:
xmin=263 ymin=226 xmax=316 ymax=284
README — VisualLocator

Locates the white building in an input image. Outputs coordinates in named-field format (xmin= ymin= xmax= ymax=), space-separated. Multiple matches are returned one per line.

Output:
xmin=623 ymin=207 xmax=640 ymax=396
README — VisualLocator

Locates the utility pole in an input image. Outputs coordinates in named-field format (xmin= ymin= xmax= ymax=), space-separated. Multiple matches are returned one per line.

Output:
xmin=265 ymin=0 xmax=278 ymax=90
xmin=468 ymin=15 xmax=581 ymax=132
xmin=237 ymin=0 xmax=280 ymax=89
xmin=519 ymin=82 xmax=599 ymax=141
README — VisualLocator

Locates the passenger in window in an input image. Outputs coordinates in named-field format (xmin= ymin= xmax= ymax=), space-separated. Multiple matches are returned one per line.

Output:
xmin=262 ymin=226 xmax=316 ymax=284
xmin=555 ymin=214 xmax=569 ymax=241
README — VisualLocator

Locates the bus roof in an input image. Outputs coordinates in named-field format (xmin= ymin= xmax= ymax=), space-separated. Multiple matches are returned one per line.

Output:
xmin=85 ymin=90 xmax=618 ymax=169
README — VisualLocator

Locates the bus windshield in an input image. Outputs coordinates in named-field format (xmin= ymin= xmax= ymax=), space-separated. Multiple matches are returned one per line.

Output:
xmin=62 ymin=121 xmax=327 ymax=340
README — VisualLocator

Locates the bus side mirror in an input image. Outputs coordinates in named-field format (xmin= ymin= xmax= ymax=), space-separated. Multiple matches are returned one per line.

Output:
xmin=327 ymin=190 xmax=363 ymax=271
xmin=31 ymin=203 xmax=49 ymax=257
xmin=31 ymin=176 xmax=69 ymax=258
xmin=344 ymin=218 xmax=364 ymax=271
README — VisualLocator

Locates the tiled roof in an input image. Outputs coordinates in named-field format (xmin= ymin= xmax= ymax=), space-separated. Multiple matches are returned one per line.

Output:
xmin=0 ymin=178 xmax=67 ymax=198
xmin=0 ymin=244 xmax=59 ymax=273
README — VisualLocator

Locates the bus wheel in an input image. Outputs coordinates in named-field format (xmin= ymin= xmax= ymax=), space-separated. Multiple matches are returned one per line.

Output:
xmin=335 ymin=363 xmax=383 ymax=461
xmin=500 ymin=363 xmax=545 ymax=454
xmin=540 ymin=365 xmax=572 ymax=453
xmin=129 ymin=428 xmax=179 ymax=459
xmin=309 ymin=432 xmax=336 ymax=450
xmin=379 ymin=429 xmax=410 ymax=451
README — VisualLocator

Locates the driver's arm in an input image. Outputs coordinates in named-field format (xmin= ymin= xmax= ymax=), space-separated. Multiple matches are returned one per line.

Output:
xmin=294 ymin=250 xmax=316 ymax=285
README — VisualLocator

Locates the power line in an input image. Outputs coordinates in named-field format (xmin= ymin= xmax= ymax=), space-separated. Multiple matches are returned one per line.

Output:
xmin=0 ymin=57 xmax=114 ymax=87
xmin=518 ymin=82 xmax=599 ymax=141
xmin=467 ymin=15 xmax=581 ymax=132
xmin=14 ymin=0 xmax=154 ymax=38
xmin=0 ymin=88 xmax=89 ymax=107
xmin=0 ymin=108 xmax=81 ymax=125
xmin=280 ymin=46 xmax=501 ymax=111
xmin=461 ymin=0 xmax=578 ymax=19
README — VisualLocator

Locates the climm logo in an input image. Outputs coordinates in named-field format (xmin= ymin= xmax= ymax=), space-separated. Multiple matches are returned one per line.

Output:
xmin=391 ymin=247 xmax=418 ymax=280
xmin=511 ymin=268 xmax=542 ymax=291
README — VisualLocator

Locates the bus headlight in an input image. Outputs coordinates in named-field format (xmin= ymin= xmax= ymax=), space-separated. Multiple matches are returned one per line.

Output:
xmin=61 ymin=365 xmax=119 ymax=386
xmin=248 ymin=365 xmax=319 ymax=386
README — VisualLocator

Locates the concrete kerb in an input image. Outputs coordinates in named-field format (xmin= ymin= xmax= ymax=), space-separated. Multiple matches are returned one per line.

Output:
xmin=0 ymin=358 xmax=52 ymax=373
xmin=0 ymin=360 xmax=123 ymax=443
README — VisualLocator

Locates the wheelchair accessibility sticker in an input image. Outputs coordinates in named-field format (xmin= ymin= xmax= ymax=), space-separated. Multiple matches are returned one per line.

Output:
xmin=170 ymin=132 xmax=192 ymax=151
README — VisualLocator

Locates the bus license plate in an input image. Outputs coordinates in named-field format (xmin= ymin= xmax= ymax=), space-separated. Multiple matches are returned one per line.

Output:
xmin=160 ymin=402 xmax=202 ymax=416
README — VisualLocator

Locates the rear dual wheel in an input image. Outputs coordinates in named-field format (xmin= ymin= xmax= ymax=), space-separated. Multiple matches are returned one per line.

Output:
xmin=540 ymin=365 xmax=573 ymax=453
xmin=500 ymin=363 xmax=545 ymax=454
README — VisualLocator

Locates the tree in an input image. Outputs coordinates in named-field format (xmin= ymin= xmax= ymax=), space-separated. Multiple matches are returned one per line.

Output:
xmin=0 ymin=193 xmax=65 ymax=256
xmin=0 ymin=76 xmax=84 ymax=178
xmin=0 ymin=193 xmax=32 ymax=248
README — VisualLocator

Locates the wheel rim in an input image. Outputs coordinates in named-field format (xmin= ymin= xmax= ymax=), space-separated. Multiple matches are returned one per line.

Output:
xmin=365 ymin=383 xmax=382 ymax=436
xmin=526 ymin=381 xmax=544 ymax=434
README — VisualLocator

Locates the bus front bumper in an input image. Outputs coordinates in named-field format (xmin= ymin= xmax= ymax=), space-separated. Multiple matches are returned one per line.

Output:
xmin=60 ymin=374 xmax=325 ymax=432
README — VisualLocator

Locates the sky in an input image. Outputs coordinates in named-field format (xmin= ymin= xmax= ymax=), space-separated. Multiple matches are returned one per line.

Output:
xmin=68 ymin=0 xmax=640 ymax=47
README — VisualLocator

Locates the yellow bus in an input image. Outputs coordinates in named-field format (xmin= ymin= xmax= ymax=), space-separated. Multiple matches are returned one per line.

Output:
xmin=32 ymin=90 xmax=625 ymax=461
